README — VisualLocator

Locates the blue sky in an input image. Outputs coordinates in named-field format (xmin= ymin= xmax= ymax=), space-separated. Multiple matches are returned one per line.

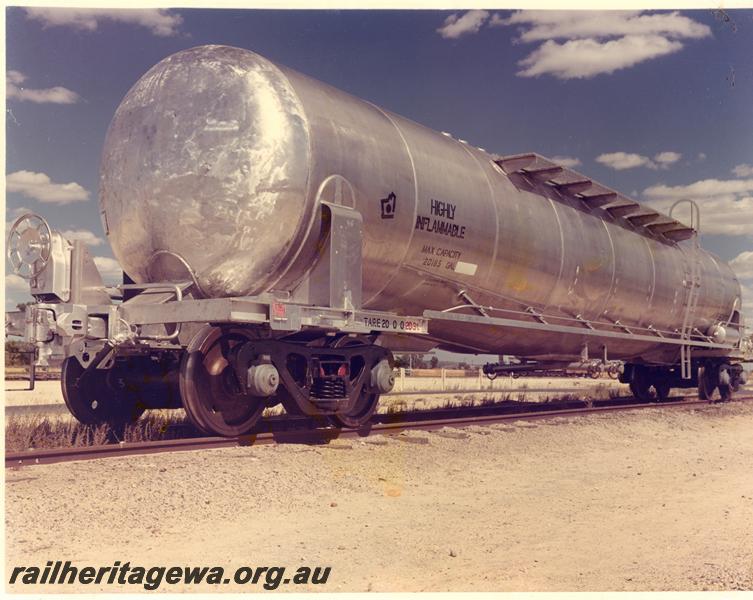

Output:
xmin=5 ymin=7 xmax=753 ymax=330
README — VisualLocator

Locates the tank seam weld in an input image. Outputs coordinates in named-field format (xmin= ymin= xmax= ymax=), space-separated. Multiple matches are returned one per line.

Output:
xmin=361 ymin=102 xmax=419 ymax=307
xmin=456 ymin=144 xmax=499 ymax=286
xmin=600 ymin=219 xmax=617 ymax=320
xmin=642 ymin=236 xmax=657 ymax=329
xmin=545 ymin=197 xmax=566 ymax=315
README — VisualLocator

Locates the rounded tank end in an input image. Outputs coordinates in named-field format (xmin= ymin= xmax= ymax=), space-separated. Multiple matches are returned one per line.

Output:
xmin=100 ymin=45 xmax=311 ymax=298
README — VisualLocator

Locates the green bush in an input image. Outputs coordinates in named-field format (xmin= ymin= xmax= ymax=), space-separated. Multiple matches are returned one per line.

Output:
xmin=5 ymin=341 xmax=34 ymax=367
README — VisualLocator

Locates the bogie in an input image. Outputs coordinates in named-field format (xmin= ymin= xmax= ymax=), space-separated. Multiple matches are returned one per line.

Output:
xmin=177 ymin=327 xmax=393 ymax=436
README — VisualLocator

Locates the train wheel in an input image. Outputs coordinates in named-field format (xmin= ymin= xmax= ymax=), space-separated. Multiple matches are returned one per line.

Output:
xmin=698 ymin=365 xmax=718 ymax=401
xmin=180 ymin=325 xmax=266 ymax=437
xmin=330 ymin=391 xmax=380 ymax=429
xmin=629 ymin=366 xmax=649 ymax=401
xmin=629 ymin=368 xmax=672 ymax=402
xmin=61 ymin=357 xmax=146 ymax=425
xmin=718 ymin=384 xmax=732 ymax=402
xmin=717 ymin=364 xmax=733 ymax=402
xmin=629 ymin=380 xmax=653 ymax=402
xmin=654 ymin=380 xmax=671 ymax=401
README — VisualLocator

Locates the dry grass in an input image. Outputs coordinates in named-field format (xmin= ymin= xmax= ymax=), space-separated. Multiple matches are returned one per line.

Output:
xmin=5 ymin=386 xmax=628 ymax=452
xmin=382 ymin=384 xmax=627 ymax=413
xmin=385 ymin=399 xmax=410 ymax=414
xmin=4 ymin=367 xmax=61 ymax=381
xmin=5 ymin=412 xmax=196 ymax=453
xmin=437 ymin=393 xmax=515 ymax=409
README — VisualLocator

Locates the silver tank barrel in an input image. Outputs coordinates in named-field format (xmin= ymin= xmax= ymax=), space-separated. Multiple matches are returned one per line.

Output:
xmin=100 ymin=45 xmax=742 ymax=359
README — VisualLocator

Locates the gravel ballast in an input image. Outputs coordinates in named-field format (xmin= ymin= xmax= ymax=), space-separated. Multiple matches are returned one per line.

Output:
xmin=6 ymin=401 xmax=753 ymax=592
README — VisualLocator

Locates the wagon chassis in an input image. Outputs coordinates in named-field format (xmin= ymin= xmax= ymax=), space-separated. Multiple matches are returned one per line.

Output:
xmin=5 ymin=203 xmax=750 ymax=436
xmin=8 ymin=276 xmax=748 ymax=428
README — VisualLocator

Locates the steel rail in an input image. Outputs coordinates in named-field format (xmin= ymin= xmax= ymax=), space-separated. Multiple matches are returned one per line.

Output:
xmin=7 ymin=395 xmax=752 ymax=468
xmin=386 ymin=385 xmax=614 ymax=396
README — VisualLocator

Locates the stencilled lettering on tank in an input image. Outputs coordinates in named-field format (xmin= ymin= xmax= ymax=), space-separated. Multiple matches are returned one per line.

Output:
xmin=414 ymin=197 xmax=466 ymax=239
xmin=419 ymin=244 xmax=464 ymax=271
xmin=430 ymin=198 xmax=456 ymax=220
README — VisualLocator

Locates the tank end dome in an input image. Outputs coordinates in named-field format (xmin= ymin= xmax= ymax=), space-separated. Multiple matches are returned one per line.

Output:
xmin=99 ymin=45 xmax=311 ymax=298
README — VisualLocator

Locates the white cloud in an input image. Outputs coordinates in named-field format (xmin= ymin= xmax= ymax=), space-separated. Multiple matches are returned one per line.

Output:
xmin=4 ymin=275 xmax=32 ymax=313
xmin=654 ymin=151 xmax=682 ymax=166
xmin=596 ymin=152 xmax=655 ymax=170
xmin=550 ymin=155 xmax=582 ymax=168
xmin=732 ymin=164 xmax=753 ymax=177
xmin=495 ymin=10 xmax=710 ymax=43
xmin=8 ymin=206 xmax=33 ymax=219
xmin=596 ymin=150 xmax=681 ymax=171
xmin=493 ymin=10 xmax=710 ymax=80
xmin=7 ymin=171 xmax=89 ymax=204
xmin=643 ymin=178 xmax=753 ymax=237
xmin=24 ymin=8 xmax=183 ymax=37
xmin=6 ymin=274 xmax=29 ymax=292
xmin=5 ymin=207 xmax=36 ymax=241
xmin=7 ymin=71 xmax=24 ymax=85
xmin=62 ymin=229 xmax=104 ymax=247
xmin=7 ymin=70 xmax=80 ymax=104
xmin=93 ymin=256 xmax=123 ymax=283
xmin=730 ymin=251 xmax=753 ymax=280
xmin=436 ymin=10 xmax=489 ymax=39
xmin=644 ymin=178 xmax=753 ymax=199
xmin=517 ymin=35 xmax=683 ymax=80
xmin=6 ymin=206 xmax=34 ymax=227
xmin=738 ymin=279 xmax=753 ymax=330
xmin=697 ymin=152 xmax=707 ymax=162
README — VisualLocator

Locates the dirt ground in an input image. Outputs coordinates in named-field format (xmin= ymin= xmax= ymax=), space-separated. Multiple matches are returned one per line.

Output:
xmin=5 ymin=400 xmax=753 ymax=592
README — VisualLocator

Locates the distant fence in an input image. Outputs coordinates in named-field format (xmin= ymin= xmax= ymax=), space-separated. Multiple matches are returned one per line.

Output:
xmin=401 ymin=368 xmax=477 ymax=378
xmin=5 ymin=365 xmax=617 ymax=397
xmin=389 ymin=367 xmax=613 ymax=394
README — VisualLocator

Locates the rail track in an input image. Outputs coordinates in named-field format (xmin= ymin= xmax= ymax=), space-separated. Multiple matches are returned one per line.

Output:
xmin=7 ymin=394 xmax=752 ymax=468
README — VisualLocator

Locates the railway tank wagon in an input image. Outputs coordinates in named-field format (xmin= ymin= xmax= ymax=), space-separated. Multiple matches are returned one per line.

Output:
xmin=6 ymin=45 xmax=749 ymax=436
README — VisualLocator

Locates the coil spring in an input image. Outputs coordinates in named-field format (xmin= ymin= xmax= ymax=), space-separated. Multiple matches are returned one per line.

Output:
xmin=311 ymin=376 xmax=346 ymax=399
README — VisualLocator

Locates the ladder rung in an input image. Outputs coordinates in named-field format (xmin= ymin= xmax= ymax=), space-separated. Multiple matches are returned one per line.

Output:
xmin=627 ymin=212 xmax=661 ymax=226
xmin=553 ymin=180 xmax=593 ymax=194
xmin=580 ymin=192 xmax=618 ymax=207
xmin=664 ymin=227 xmax=695 ymax=241
xmin=495 ymin=153 xmax=539 ymax=173
xmin=605 ymin=201 xmax=641 ymax=218
xmin=647 ymin=220 xmax=682 ymax=234
xmin=524 ymin=166 xmax=564 ymax=180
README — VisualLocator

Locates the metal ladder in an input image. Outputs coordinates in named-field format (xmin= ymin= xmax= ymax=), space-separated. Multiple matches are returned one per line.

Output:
xmin=671 ymin=200 xmax=701 ymax=379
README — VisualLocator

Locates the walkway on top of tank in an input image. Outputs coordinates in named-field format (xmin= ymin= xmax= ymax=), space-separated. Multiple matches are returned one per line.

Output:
xmin=495 ymin=153 xmax=694 ymax=243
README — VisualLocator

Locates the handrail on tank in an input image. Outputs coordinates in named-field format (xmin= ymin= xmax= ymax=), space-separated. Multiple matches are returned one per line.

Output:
xmin=436 ymin=299 xmax=728 ymax=346
xmin=117 ymin=282 xmax=185 ymax=302
xmin=116 ymin=283 xmax=184 ymax=341
xmin=668 ymin=198 xmax=700 ymax=234
xmin=441 ymin=303 xmax=479 ymax=313
xmin=138 ymin=322 xmax=181 ymax=342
